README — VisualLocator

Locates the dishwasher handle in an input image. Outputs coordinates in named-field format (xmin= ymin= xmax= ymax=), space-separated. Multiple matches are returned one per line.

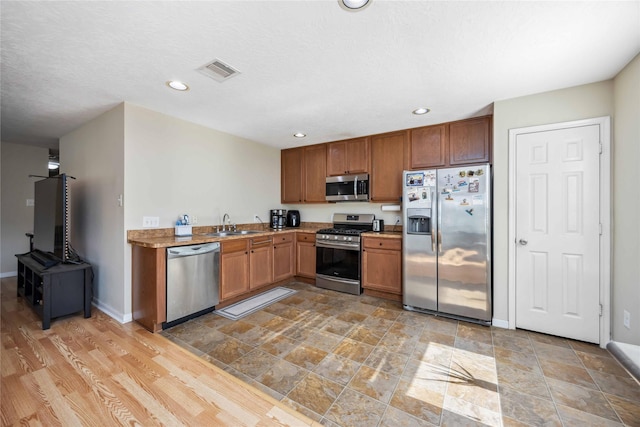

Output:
xmin=167 ymin=242 xmax=220 ymax=259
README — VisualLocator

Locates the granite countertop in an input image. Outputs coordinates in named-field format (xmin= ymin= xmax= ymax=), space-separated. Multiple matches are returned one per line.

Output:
xmin=128 ymin=225 xmax=326 ymax=248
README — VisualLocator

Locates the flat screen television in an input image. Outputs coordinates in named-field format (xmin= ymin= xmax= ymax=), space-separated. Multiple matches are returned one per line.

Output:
xmin=33 ymin=174 xmax=71 ymax=262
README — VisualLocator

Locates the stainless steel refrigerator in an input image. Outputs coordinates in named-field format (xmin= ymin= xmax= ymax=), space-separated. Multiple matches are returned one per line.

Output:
xmin=402 ymin=165 xmax=491 ymax=323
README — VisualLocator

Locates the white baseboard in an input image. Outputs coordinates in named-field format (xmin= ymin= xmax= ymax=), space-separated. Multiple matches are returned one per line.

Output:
xmin=92 ymin=299 xmax=132 ymax=324
xmin=492 ymin=318 xmax=509 ymax=329
xmin=0 ymin=271 xmax=17 ymax=278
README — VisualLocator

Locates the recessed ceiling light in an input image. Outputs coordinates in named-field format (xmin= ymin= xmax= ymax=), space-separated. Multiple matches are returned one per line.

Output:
xmin=294 ymin=133 xmax=306 ymax=138
xmin=412 ymin=107 xmax=431 ymax=115
xmin=338 ymin=0 xmax=371 ymax=11
xmin=167 ymin=81 xmax=189 ymax=91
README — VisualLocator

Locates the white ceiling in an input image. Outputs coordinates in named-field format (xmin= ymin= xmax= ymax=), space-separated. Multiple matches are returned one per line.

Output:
xmin=1 ymin=1 xmax=639 ymax=151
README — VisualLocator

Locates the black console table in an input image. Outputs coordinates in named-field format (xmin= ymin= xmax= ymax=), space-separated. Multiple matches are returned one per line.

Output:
xmin=16 ymin=254 xmax=93 ymax=330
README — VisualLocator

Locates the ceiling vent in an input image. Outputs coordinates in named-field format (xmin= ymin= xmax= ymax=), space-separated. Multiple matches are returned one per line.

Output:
xmin=197 ymin=59 xmax=240 ymax=82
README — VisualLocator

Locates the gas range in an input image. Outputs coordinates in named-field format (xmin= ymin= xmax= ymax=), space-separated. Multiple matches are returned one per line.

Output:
xmin=316 ymin=213 xmax=375 ymax=245
xmin=315 ymin=213 xmax=375 ymax=295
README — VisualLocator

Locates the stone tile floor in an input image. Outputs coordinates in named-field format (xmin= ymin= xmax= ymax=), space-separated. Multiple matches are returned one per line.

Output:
xmin=162 ymin=282 xmax=640 ymax=426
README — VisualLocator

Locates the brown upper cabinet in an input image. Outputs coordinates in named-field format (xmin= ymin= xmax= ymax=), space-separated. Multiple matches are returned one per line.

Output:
xmin=409 ymin=116 xmax=491 ymax=170
xmin=281 ymin=144 xmax=327 ymax=203
xmin=281 ymin=148 xmax=304 ymax=203
xmin=448 ymin=116 xmax=491 ymax=165
xmin=409 ymin=124 xmax=447 ymax=169
xmin=370 ymin=131 xmax=407 ymax=203
xmin=282 ymin=115 xmax=491 ymax=204
xmin=326 ymin=137 xmax=370 ymax=176
xmin=303 ymin=144 xmax=327 ymax=203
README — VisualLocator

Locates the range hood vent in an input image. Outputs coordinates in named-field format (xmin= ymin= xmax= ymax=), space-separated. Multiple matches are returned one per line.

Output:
xmin=197 ymin=59 xmax=240 ymax=82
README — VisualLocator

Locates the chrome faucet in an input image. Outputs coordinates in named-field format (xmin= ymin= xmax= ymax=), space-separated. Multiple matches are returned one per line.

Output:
xmin=222 ymin=213 xmax=230 ymax=231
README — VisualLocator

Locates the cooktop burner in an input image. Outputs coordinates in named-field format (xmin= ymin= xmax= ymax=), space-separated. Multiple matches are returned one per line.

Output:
xmin=316 ymin=228 xmax=364 ymax=236
xmin=316 ymin=213 xmax=375 ymax=242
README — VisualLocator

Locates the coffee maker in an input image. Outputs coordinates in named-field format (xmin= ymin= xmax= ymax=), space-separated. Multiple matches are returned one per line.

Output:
xmin=270 ymin=209 xmax=287 ymax=229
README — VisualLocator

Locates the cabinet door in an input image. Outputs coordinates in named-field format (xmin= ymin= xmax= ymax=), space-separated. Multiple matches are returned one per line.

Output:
xmin=409 ymin=124 xmax=447 ymax=169
xmin=362 ymin=245 xmax=402 ymax=294
xmin=370 ymin=131 xmax=407 ymax=202
xmin=281 ymin=147 xmax=303 ymax=203
xmin=327 ymin=141 xmax=348 ymax=176
xmin=221 ymin=242 xmax=250 ymax=301
xmin=303 ymin=144 xmax=327 ymax=203
xmin=449 ymin=116 xmax=491 ymax=165
xmin=327 ymin=137 xmax=369 ymax=176
xmin=250 ymin=244 xmax=273 ymax=289
xmin=296 ymin=233 xmax=316 ymax=278
xmin=273 ymin=239 xmax=294 ymax=282
xmin=345 ymin=137 xmax=369 ymax=174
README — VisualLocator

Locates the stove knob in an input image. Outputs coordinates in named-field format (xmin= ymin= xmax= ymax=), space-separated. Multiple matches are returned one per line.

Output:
xmin=333 ymin=236 xmax=338 ymax=240
xmin=347 ymin=237 xmax=353 ymax=241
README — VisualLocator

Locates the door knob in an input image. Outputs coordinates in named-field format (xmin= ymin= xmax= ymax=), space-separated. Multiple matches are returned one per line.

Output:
xmin=519 ymin=239 xmax=528 ymax=245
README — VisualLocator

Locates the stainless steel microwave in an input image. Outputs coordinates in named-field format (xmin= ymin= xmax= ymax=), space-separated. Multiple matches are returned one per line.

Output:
xmin=326 ymin=174 xmax=369 ymax=202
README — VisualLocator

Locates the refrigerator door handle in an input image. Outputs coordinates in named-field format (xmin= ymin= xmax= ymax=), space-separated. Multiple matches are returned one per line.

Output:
xmin=431 ymin=190 xmax=436 ymax=252
xmin=437 ymin=191 xmax=443 ymax=253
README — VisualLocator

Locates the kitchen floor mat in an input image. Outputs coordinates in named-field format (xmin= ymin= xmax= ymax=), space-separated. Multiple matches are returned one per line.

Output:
xmin=215 ymin=287 xmax=297 ymax=320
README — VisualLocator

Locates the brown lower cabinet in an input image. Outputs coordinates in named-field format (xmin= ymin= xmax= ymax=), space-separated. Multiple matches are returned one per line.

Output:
xmin=132 ymin=245 xmax=166 ymax=333
xmin=273 ymin=233 xmax=295 ymax=282
xmin=221 ymin=236 xmax=278 ymax=300
xmin=296 ymin=232 xmax=316 ymax=278
xmin=220 ymin=239 xmax=250 ymax=301
xmin=362 ymin=236 xmax=402 ymax=295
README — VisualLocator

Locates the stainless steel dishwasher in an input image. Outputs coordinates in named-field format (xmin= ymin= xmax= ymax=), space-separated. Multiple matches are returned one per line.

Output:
xmin=165 ymin=242 xmax=220 ymax=326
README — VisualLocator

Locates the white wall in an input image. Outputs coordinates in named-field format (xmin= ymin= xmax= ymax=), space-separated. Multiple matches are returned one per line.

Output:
xmin=0 ymin=142 xmax=48 ymax=275
xmin=59 ymin=104 xmax=126 ymax=321
xmin=493 ymin=81 xmax=614 ymax=324
xmin=123 ymin=103 xmax=281 ymax=229
xmin=612 ymin=54 xmax=640 ymax=345
xmin=122 ymin=103 xmax=281 ymax=318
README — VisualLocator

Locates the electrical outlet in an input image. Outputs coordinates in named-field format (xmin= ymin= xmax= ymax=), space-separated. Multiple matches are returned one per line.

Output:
xmin=143 ymin=216 xmax=159 ymax=228
xmin=26 ymin=198 xmax=35 ymax=207
xmin=191 ymin=216 xmax=198 ymax=225
xmin=624 ymin=310 xmax=631 ymax=329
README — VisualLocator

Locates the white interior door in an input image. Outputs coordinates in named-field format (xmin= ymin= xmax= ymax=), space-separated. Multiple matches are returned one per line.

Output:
xmin=515 ymin=124 xmax=600 ymax=343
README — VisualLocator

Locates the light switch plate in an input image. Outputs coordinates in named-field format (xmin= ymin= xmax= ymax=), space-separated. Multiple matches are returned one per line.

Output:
xmin=26 ymin=199 xmax=35 ymax=207
xmin=624 ymin=310 xmax=631 ymax=329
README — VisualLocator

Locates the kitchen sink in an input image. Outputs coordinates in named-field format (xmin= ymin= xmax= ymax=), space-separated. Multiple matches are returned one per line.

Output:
xmin=202 ymin=230 xmax=263 ymax=237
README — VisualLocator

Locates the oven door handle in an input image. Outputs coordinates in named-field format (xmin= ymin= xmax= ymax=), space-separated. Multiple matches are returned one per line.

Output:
xmin=315 ymin=240 xmax=361 ymax=251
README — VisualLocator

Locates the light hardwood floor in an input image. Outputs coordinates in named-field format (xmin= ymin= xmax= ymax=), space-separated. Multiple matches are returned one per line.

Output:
xmin=0 ymin=277 xmax=320 ymax=426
